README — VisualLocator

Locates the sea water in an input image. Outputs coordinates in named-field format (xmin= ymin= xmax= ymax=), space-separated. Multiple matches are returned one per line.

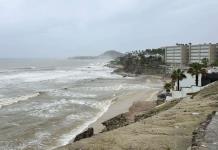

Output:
xmin=0 ymin=58 xmax=161 ymax=149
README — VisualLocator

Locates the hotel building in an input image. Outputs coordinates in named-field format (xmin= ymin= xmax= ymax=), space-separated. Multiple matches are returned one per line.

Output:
xmin=164 ymin=44 xmax=189 ymax=66
xmin=164 ymin=43 xmax=218 ymax=66
xmin=189 ymin=43 xmax=217 ymax=64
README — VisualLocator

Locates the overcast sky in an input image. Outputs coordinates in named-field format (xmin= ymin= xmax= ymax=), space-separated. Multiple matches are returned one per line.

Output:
xmin=0 ymin=0 xmax=218 ymax=58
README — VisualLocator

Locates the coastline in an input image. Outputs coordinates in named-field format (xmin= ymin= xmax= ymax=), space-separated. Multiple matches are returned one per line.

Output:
xmin=69 ymin=74 xmax=164 ymax=141
xmin=59 ymin=72 xmax=163 ymax=147
xmin=90 ymin=89 xmax=160 ymax=133
xmin=57 ymin=81 xmax=218 ymax=150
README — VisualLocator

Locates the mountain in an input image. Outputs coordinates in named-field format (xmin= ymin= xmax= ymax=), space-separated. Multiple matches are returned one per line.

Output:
xmin=68 ymin=56 xmax=96 ymax=59
xmin=68 ymin=50 xmax=124 ymax=59
xmin=68 ymin=50 xmax=123 ymax=60
xmin=98 ymin=50 xmax=124 ymax=59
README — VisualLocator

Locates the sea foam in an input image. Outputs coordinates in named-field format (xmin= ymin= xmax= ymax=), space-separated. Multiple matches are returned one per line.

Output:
xmin=57 ymin=98 xmax=112 ymax=147
xmin=0 ymin=93 xmax=40 ymax=109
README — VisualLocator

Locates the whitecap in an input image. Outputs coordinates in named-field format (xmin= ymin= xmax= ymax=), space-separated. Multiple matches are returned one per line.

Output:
xmin=0 ymin=93 xmax=40 ymax=109
xmin=57 ymin=99 xmax=112 ymax=147
xmin=48 ymin=89 xmax=97 ymax=99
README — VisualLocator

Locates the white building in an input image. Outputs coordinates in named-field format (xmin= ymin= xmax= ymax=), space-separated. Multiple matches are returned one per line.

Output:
xmin=164 ymin=44 xmax=189 ymax=66
xmin=189 ymin=43 xmax=217 ymax=65
xmin=164 ymin=43 xmax=218 ymax=66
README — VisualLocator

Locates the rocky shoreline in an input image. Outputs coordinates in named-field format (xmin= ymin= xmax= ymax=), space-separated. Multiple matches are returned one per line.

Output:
xmin=71 ymin=90 xmax=160 ymax=143
xmin=71 ymin=98 xmax=181 ymax=143
xmin=56 ymin=70 xmax=164 ymax=146
xmin=56 ymin=81 xmax=218 ymax=150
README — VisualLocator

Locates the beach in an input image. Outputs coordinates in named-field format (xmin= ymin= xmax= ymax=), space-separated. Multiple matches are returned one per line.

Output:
xmin=57 ymin=81 xmax=218 ymax=150
xmin=0 ymin=59 xmax=163 ymax=150
xmin=90 ymin=89 xmax=160 ymax=133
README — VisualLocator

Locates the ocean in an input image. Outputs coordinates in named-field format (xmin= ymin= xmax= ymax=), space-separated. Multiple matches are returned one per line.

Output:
xmin=0 ymin=58 xmax=161 ymax=149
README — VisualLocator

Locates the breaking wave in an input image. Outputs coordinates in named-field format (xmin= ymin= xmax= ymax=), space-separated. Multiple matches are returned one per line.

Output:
xmin=0 ymin=93 xmax=41 ymax=109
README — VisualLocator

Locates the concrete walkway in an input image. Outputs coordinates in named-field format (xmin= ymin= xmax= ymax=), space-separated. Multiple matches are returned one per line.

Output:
xmin=200 ymin=112 xmax=218 ymax=150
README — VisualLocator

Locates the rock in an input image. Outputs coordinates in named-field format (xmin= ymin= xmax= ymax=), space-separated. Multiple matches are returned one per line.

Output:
xmin=135 ymin=99 xmax=181 ymax=122
xmin=102 ymin=113 xmax=129 ymax=132
xmin=74 ymin=128 xmax=94 ymax=142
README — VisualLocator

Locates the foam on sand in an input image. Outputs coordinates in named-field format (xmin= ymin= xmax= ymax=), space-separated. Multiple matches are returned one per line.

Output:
xmin=57 ymin=98 xmax=113 ymax=148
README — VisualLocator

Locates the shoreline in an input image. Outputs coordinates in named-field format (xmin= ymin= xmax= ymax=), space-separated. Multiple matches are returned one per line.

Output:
xmin=59 ymin=74 xmax=164 ymax=147
xmin=64 ymin=74 xmax=163 ymax=146
xmin=88 ymin=74 xmax=164 ymax=134
xmin=56 ymin=81 xmax=218 ymax=150
xmin=89 ymin=89 xmax=160 ymax=133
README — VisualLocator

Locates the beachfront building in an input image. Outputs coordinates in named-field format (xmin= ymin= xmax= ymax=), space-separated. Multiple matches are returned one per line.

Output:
xmin=189 ymin=43 xmax=218 ymax=65
xmin=164 ymin=44 xmax=189 ymax=66
xmin=216 ymin=44 xmax=218 ymax=59
xmin=164 ymin=43 xmax=218 ymax=66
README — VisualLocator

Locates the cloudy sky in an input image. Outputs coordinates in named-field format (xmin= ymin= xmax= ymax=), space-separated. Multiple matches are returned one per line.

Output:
xmin=0 ymin=0 xmax=218 ymax=58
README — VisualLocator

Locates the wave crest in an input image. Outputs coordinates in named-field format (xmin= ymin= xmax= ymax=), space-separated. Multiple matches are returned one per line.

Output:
xmin=0 ymin=93 xmax=41 ymax=109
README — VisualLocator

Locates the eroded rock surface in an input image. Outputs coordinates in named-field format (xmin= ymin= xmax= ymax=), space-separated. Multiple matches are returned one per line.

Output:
xmin=74 ymin=128 xmax=94 ymax=142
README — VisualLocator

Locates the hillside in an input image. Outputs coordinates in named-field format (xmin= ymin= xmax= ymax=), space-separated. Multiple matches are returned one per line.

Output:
xmin=56 ymin=82 xmax=218 ymax=150
xmin=68 ymin=50 xmax=123 ymax=59
xmin=98 ymin=50 xmax=124 ymax=59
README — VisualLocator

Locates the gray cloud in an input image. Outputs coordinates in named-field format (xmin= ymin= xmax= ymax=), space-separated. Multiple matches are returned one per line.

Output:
xmin=0 ymin=0 xmax=217 ymax=58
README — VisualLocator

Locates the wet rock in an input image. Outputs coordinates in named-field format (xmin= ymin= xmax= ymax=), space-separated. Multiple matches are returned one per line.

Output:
xmin=74 ymin=128 xmax=94 ymax=142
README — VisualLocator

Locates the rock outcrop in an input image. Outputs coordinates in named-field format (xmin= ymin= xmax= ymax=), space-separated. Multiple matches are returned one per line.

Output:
xmin=74 ymin=128 xmax=94 ymax=142
xmin=102 ymin=113 xmax=129 ymax=132
xmin=135 ymin=99 xmax=180 ymax=122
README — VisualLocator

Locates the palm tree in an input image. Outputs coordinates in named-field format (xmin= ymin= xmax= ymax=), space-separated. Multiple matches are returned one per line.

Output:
xmin=171 ymin=69 xmax=186 ymax=91
xmin=164 ymin=82 xmax=172 ymax=93
xmin=187 ymin=63 xmax=207 ymax=86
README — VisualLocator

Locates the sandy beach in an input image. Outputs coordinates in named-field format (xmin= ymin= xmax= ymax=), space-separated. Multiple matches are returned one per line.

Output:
xmin=57 ymin=82 xmax=218 ymax=150
xmin=90 ymin=86 xmax=161 ymax=133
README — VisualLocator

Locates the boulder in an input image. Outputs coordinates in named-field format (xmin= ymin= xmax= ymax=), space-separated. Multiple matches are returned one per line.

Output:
xmin=102 ymin=113 xmax=129 ymax=132
xmin=74 ymin=128 xmax=94 ymax=142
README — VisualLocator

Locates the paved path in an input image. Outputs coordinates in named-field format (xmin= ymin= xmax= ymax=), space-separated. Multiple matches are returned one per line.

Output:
xmin=201 ymin=112 xmax=218 ymax=150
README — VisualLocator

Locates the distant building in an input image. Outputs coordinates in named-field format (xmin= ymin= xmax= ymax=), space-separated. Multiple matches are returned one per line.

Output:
xmin=189 ymin=43 xmax=217 ymax=65
xmin=216 ymin=44 xmax=218 ymax=59
xmin=164 ymin=44 xmax=189 ymax=66
xmin=164 ymin=43 xmax=218 ymax=66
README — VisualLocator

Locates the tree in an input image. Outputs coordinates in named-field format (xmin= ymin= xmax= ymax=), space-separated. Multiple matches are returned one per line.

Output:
xmin=171 ymin=69 xmax=186 ymax=91
xmin=187 ymin=63 xmax=207 ymax=86
xmin=164 ymin=82 xmax=172 ymax=92
xmin=212 ymin=59 xmax=218 ymax=66
xmin=201 ymin=58 xmax=209 ymax=67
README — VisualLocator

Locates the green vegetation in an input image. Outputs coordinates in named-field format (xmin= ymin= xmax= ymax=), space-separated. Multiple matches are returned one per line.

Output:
xmin=164 ymin=82 xmax=172 ymax=92
xmin=201 ymin=58 xmax=209 ymax=67
xmin=187 ymin=63 xmax=207 ymax=86
xmin=171 ymin=69 xmax=186 ymax=91
xmin=112 ymin=49 xmax=165 ymax=74
xmin=212 ymin=59 xmax=218 ymax=66
xmin=144 ymin=48 xmax=165 ymax=55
